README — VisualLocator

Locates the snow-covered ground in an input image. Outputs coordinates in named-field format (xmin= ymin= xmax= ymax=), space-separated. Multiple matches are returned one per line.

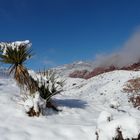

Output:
xmin=0 ymin=70 xmax=140 ymax=140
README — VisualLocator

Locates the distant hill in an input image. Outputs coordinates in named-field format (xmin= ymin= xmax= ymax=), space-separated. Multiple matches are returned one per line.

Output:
xmin=52 ymin=61 xmax=140 ymax=79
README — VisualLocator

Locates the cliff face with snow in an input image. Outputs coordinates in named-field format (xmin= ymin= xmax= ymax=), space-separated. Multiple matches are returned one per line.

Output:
xmin=69 ymin=63 xmax=140 ymax=79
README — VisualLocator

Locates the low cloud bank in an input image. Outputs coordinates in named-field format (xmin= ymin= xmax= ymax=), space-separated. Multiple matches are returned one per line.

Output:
xmin=95 ymin=30 xmax=140 ymax=68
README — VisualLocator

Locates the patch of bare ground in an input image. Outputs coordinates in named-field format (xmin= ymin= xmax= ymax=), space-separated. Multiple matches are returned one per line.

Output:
xmin=123 ymin=77 xmax=140 ymax=108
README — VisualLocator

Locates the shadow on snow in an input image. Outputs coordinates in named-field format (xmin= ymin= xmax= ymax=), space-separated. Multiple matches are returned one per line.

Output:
xmin=54 ymin=98 xmax=87 ymax=109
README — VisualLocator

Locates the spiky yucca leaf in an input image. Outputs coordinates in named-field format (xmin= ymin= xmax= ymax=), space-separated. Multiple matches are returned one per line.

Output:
xmin=0 ymin=45 xmax=37 ymax=94
xmin=0 ymin=46 xmax=32 ymax=65
xmin=38 ymin=70 xmax=64 ymax=101
xmin=14 ymin=65 xmax=38 ymax=94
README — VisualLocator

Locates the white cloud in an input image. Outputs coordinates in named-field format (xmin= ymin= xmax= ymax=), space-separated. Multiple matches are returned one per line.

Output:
xmin=95 ymin=29 xmax=140 ymax=68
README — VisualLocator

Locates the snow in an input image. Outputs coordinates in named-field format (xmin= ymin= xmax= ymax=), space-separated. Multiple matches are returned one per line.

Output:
xmin=28 ymin=70 xmax=49 ymax=88
xmin=97 ymin=111 xmax=113 ymax=124
xmin=96 ymin=115 xmax=139 ymax=140
xmin=0 ymin=70 xmax=140 ymax=139
xmin=28 ymin=69 xmax=63 ymax=93
xmin=109 ymin=100 xmax=120 ymax=109
xmin=23 ymin=92 xmax=46 ymax=113
xmin=24 ymin=96 xmax=34 ymax=112
xmin=28 ymin=70 xmax=44 ymax=82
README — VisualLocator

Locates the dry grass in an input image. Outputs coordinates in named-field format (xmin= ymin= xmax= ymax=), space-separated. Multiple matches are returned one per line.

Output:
xmin=123 ymin=78 xmax=140 ymax=94
xmin=123 ymin=77 xmax=140 ymax=108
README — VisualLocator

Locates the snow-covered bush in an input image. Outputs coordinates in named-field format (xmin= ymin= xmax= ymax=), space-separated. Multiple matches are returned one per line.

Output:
xmin=23 ymin=92 xmax=46 ymax=116
xmin=95 ymin=111 xmax=140 ymax=140
xmin=97 ymin=111 xmax=113 ymax=124
xmin=26 ymin=69 xmax=64 ymax=115
xmin=109 ymin=100 xmax=120 ymax=109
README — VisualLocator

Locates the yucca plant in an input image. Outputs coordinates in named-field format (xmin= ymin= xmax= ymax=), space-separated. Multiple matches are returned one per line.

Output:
xmin=0 ymin=45 xmax=38 ymax=94
xmin=38 ymin=70 xmax=64 ymax=111
xmin=41 ymin=70 xmax=64 ymax=93
xmin=0 ymin=42 xmax=64 ymax=116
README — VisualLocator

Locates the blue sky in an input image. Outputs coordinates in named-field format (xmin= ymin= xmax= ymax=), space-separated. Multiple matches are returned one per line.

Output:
xmin=0 ymin=0 xmax=140 ymax=70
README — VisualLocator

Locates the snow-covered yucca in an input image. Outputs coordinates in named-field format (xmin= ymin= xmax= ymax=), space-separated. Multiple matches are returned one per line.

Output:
xmin=28 ymin=69 xmax=64 ymax=113
xmin=22 ymin=69 xmax=64 ymax=116
xmin=38 ymin=70 xmax=64 ymax=101
xmin=0 ymin=41 xmax=64 ymax=116
xmin=0 ymin=41 xmax=37 ymax=94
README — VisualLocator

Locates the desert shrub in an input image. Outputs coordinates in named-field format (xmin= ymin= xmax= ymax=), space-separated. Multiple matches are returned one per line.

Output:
xmin=129 ymin=95 xmax=140 ymax=108
xmin=123 ymin=78 xmax=140 ymax=94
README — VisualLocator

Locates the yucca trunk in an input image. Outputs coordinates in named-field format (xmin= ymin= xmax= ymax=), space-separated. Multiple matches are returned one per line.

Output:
xmin=13 ymin=65 xmax=42 ymax=117
xmin=12 ymin=64 xmax=38 ymax=95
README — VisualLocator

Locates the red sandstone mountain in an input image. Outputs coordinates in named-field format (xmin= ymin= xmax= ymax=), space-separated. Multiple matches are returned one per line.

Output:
xmin=69 ymin=62 xmax=140 ymax=79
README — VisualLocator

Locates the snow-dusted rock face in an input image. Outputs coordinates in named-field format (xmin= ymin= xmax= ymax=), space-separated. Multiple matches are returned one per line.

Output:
xmin=55 ymin=60 xmax=140 ymax=79
xmin=53 ymin=61 xmax=95 ymax=77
